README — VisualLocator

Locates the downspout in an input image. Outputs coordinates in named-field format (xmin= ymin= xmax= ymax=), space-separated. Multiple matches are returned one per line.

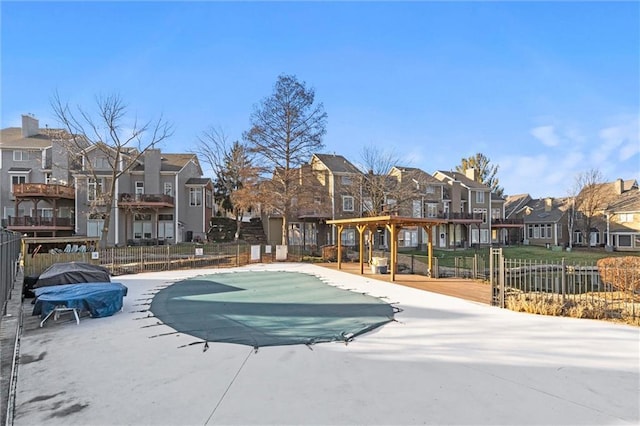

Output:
xmin=331 ymin=174 xmax=336 ymax=245
xmin=488 ymin=191 xmax=492 ymax=246
xmin=0 ymin=148 xmax=3 ymax=222
xmin=201 ymin=186 xmax=205 ymax=238
xmin=175 ymin=174 xmax=179 ymax=243
xmin=74 ymin=176 xmax=79 ymax=234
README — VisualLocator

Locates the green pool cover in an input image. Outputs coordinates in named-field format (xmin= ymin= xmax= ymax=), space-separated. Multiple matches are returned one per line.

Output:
xmin=150 ymin=271 xmax=395 ymax=348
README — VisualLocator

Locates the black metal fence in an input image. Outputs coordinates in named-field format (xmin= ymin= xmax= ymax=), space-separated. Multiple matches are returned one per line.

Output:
xmin=490 ymin=249 xmax=639 ymax=322
xmin=23 ymin=241 xmax=272 ymax=277
xmin=0 ymin=230 xmax=22 ymax=315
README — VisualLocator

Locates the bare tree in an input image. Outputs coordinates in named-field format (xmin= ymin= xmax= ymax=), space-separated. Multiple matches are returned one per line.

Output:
xmin=357 ymin=146 xmax=398 ymax=216
xmin=346 ymin=146 xmax=424 ymax=217
xmin=244 ymin=74 xmax=327 ymax=245
xmin=456 ymin=152 xmax=504 ymax=196
xmin=51 ymin=92 xmax=173 ymax=248
xmin=572 ymin=168 xmax=607 ymax=247
xmin=193 ymin=127 xmax=260 ymax=239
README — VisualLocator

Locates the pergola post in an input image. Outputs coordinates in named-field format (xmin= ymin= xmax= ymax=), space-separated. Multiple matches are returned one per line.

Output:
xmin=336 ymin=224 xmax=344 ymax=270
xmin=420 ymin=225 xmax=434 ymax=275
xmin=386 ymin=223 xmax=398 ymax=282
xmin=357 ymin=225 xmax=366 ymax=275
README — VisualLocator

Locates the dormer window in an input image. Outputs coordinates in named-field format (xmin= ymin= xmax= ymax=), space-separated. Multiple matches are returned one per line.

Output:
xmin=476 ymin=191 xmax=485 ymax=203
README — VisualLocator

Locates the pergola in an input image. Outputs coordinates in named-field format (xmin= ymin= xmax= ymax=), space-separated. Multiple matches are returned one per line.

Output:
xmin=326 ymin=215 xmax=449 ymax=282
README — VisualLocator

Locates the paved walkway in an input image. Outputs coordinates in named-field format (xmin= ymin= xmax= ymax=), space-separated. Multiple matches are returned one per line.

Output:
xmin=317 ymin=262 xmax=492 ymax=304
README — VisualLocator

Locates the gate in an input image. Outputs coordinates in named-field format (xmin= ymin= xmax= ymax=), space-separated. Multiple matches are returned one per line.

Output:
xmin=489 ymin=248 xmax=505 ymax=307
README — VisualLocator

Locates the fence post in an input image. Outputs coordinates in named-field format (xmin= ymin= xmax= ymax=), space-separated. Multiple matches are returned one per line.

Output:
xmin=561 ymin=258 xmax=566 ymax=300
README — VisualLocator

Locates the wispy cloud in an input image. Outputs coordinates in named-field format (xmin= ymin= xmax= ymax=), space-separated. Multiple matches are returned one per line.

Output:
xmin=598 ymin=115 xmax=639 ymax=162
xmin=530 ymin=125 xmax=561 ymax=147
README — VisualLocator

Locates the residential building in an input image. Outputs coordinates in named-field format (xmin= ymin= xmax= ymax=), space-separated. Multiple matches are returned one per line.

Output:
xmin=433 ymin=169 xmax=511 ymax=247
xmin=1 ymin=115 xmax=213 ymax=246
xmin=505 ymin=195 xmax=572 ymax=247
xmin=0 ymin=115 xmax=77 ymax=237
xmin=604 ymin=179 xmax=640 ymax=251
xmin=388 ymin=166 xmax=446 ymax=248
xmin=74 ymin=147 xmax=212 ymax=246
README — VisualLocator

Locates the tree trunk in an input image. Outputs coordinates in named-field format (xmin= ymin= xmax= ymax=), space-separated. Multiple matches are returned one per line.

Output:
xmin=281 ymin=215 xmax=288 ymax=246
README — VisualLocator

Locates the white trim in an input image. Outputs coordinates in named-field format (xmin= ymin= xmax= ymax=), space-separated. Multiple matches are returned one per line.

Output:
xmin=115 ymin=177 xmax=119 ymax=246
xmin=175 ymin=174 xmax=179 ymax=242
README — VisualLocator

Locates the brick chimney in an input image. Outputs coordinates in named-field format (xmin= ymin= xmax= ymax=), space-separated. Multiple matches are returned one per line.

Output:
xmin=21 ymin=114 xmax=39 ymax=137
xmin=465 ymin=168 xmax=476 ymax=181
xmin=544 ymin=197 xmax=553 ymax=212
xmin=614 ymin=178 xmax=624 ymax=195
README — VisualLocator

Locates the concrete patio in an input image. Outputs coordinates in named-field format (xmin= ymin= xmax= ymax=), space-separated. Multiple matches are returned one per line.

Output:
xmin=9 ymin=263 xmax=640 ymax=425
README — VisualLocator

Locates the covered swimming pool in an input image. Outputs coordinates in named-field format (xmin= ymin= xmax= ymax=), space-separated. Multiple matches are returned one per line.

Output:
xmin=150 ymin=270 xmax=396 ymax=348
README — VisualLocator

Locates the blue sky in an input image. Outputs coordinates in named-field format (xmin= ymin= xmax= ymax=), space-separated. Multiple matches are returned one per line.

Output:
xmin=2 ymin=1 xmax=638 ymax=198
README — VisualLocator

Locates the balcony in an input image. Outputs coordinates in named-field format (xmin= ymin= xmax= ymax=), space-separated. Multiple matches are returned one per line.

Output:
xmin=492 ymin=218 xmax=525 ymax=228
xmin=12 ymin=183 xmax=75 ymax=199
xmin=297 ymin=208 xmax=332 ymax=220
xmin=440 ymin=212 xmax=484 ymax=222
xmin=118 ymin=193 xmax=174 ymax=208
xmin=3 ymin=216 xmax=75 ymax=231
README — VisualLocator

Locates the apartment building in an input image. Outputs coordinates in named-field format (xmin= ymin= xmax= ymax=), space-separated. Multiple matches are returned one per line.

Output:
xmin=0 ymin=115 xmax=76 ymax=237
xmin=433 ymin=169 xmax=510 ymax=247
xmin=0 ymin=115 xmax=213 ymax=246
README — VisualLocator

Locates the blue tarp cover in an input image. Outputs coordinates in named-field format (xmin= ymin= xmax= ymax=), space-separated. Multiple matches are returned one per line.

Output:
xmin=33 ymin=282 xmax=128 ymax=319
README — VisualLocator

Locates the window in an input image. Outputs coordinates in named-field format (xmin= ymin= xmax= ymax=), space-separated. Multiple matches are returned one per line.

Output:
xmin=133 ymin=213 xmax=152 ymax=239
xmin=135 ymin=181 xmax=144 ymax=195
xmin=426 ymin=185 xmax=435 ymax=194
xmin=158 ymin=214 xmax=174 ymax=240
xmin=206 ymin=190 xmax=212 ymax=208
xmin=189 ymin=188 xmax=202 ymax=206
xmin=528 ymin=224 xmax=554 ymax=239
xmin=619 ymin=213 xmax=634 ymax=223
xmin=34 ymin=208 xmax=53 ymax=218
xmin=341 ymin=175 xmax=352 ymax=185
xmin=492 ymin=208 xmax=501 ymax=220
xmin=556 ymin=223 xmax=562 ymax=238
xmin=386 ymin=198 xmax=397 ymax=213
xmin=4 ymin=207 xmax=25 ymax=219
xmin=476 ymin=191 xmax=485 ymax=204
xmin=87 ymin=213 xmax=106 ymax=237
xmin=11 ymin=175 xmax=27 ymax=193
xmin=574 ymin=231 xmax=583 ymax=244
xmin=289 ymin=223 xmax=302 ymax=245
xmin=362 ymin=198 xmax=373 ymax=213
xmin=473 ymin=208 xmax=487 ymax=224
xmin=164 ymin=182 xmax=173 ymax=196
xmin=341 ymin=228 xmax=356 ymax=246
xmin=93 ymin=157 xmax=110 ymax=169
xmin=427 ymin=203 xmax=438 ymax=218
xmin=13 ymin=150 xmax=38 ymax=161
xmin=342 ymin=196 xmax=354 ymax=212
xmin=87 ymin=178 xmax=104 ymax=202
xmin=412 ymin=200 xmax=422 ymax=218
xmin=618 ymin=235 xmax=632 ymax=247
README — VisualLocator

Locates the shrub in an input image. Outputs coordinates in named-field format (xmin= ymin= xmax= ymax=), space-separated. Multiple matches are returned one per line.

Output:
xmin=597 ymin=256 xmax=640 ymax=295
